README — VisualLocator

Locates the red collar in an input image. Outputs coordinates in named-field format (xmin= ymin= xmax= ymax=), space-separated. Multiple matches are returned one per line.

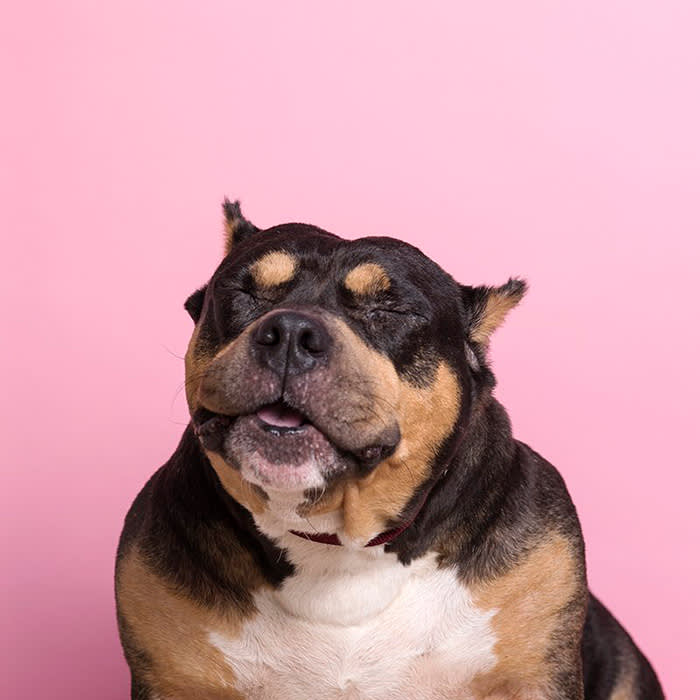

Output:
xmin=289 ymin=485 xmax=432 ymax=547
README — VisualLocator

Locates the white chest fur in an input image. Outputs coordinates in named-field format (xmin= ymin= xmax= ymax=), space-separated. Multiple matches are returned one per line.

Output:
xmin=209 ymin=537 xmax=497 ymax=700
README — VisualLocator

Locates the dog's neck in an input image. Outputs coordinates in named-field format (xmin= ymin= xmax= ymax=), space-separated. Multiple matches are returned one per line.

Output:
xmin=196 ymin=392 xmax=521 ymax=587
xmin=385 ymin=394 xmax=521 ymax=572
xmin=287 ymin=475 xmax=434 ymax=547
xmin=265 ymin=533 xmax=418 ymax=624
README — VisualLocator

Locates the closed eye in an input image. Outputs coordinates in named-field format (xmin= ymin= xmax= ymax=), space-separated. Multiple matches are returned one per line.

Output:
xmin=340 ymin=287 xmax=429 ymax=322
xmin=366 ymin=307 xmax=428 ymax=322
xmin=369 ymin=307 xmax=420 ymax=316
xmin=230 ymin=287 xmax=276 ymax=304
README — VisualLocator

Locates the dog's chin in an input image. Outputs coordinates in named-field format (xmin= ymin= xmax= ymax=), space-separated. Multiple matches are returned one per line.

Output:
xmin=201 ymin=411 xmax=349 ymax=492
xmin=233 ymin=432 xmax=333 ymax=492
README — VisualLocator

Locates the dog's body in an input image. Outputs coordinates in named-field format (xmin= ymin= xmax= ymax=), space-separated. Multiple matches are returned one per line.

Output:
xmin=116 ymin=203 xmax=663 ymax=700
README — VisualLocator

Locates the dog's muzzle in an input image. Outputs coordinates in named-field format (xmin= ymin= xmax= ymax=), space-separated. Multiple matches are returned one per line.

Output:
xmin=191 ymin=309 xmax=400 ymax=490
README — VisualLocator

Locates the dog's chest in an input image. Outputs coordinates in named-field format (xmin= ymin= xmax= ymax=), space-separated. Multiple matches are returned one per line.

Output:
xmin=209 ymin=545 xmax=497 ymax=700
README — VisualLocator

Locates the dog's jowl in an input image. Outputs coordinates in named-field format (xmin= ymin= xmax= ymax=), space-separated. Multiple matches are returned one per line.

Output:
xmin=116 ymin=201 xmax=664 ymax=700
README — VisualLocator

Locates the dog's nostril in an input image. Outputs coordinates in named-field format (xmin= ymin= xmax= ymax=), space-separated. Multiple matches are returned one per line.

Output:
xmin=257 ymin=325 xmax=281 ymax=346
xmin=299 ymin=329 xmax=323 ymax=354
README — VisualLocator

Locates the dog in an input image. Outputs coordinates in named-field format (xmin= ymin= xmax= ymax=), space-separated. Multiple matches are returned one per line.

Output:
xmin=116 ymin=200 xmax=664 ymax=700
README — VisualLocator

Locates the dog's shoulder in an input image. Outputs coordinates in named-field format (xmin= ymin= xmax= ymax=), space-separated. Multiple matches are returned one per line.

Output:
xmin=115 ymin=428 xmax=293 ymax=698
xmin=426 ymin=435 xmax=589 ymax=698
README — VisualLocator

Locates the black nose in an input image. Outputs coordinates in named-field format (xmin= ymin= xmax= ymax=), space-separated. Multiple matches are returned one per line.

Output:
xmin=253 ymin=310 xmax=331 ymax=376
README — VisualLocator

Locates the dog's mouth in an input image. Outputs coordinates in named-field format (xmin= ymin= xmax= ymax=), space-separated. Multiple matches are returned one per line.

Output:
xmin=193 ymin=397 xmax=399 ymax=492
xmin=255 ymin=402 xmax=309 ymax=433
xmin=193 ymin=401 xmax=312 ymax=446
xmin=193 ymin=401 xmax=348 ymax=490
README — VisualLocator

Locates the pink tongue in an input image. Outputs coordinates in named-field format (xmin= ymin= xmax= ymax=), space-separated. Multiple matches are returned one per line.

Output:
xmin=257 ymin=403 xmax=305 ymax=428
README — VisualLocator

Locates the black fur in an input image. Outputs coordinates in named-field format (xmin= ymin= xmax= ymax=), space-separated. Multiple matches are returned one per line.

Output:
xmin=184 ymin=284 xmax=207 ymax=322
xmin=117 ymin=426 xmax=293 ymax=610
xmin=583 ymin=595 xmax=664 ymax=699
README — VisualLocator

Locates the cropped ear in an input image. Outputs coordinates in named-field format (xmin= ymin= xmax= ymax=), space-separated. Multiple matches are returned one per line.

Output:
xmin=184 ymin=284 xmax=207 ymax=323
xmin=223 ymin=198 xmax=260 ymax=254
xmin=462 ymin=278 xmax=527 ymax=345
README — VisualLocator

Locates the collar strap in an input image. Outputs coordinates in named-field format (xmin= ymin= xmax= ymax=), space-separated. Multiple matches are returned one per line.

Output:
xmin=289 ymin=483 xmax=432 ymax=547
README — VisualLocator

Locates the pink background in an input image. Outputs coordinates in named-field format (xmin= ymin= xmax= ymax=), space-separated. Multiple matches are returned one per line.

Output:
xmin=2 ymin=2 xmax=698 ymax=697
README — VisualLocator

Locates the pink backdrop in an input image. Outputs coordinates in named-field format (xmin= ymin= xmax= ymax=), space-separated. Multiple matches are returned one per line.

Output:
xmin=2 ymin=2 xmax=698 ymax=697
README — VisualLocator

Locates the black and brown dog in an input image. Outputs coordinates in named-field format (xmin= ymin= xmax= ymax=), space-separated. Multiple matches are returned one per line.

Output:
xmin=116 ymin=201 xmax=664 ymax=700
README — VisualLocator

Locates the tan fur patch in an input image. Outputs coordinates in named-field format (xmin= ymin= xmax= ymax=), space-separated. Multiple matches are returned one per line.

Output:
xmin=472 ymin=292 xmax=519 ymax=345
xmin=185 ymin=321 xmax=256 ymax=413
xmin=470 ymin=280 xmax=526 ymax=345
xmin=185 ymin=322 xmax=208 ymax=410
xmin=183 ymin=317 xmax=269 ymax=511
xmin=250 ymin=251 xmax=297 ymax=288
xmin=344 ymin=262 xmax=391 ymax=296
xmin=206 ymin=449 xmax=268 ymax=515
xmin=610 ymin=650 xmax=639 ymax=700
xmin=117 ymin=549 xmax=249 ymax=700
xmin=611 ymin=678 xmax=637 ymax=700
xmin=470 ymin=535 xmax=584 ymax=698
xmin=304 ymin=348 xmax=461 ymax=543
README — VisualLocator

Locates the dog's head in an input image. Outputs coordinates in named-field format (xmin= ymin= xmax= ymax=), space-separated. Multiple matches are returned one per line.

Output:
xmin=184 ymin=201 xmax=525 ymax=544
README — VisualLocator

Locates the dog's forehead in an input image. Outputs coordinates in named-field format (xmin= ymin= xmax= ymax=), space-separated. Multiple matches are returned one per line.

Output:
xmin=214 ymin=224 xmax=450 ymax=295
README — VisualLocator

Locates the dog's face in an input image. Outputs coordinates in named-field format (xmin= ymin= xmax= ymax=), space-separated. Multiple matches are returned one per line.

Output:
xmin=184 ymin=202 xmax=525 ymax=544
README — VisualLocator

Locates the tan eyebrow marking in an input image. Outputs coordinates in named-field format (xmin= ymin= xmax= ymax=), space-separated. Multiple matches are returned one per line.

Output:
xmin=344 ymin=263 xmax=391 ymax=296
xmin=249 ymin=251 xmax=297 ymax=288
